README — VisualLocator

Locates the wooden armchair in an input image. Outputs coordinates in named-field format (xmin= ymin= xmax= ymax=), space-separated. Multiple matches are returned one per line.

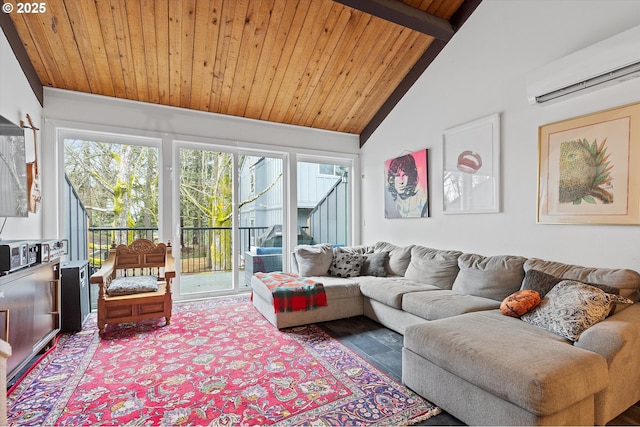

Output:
xmin=90 ymin=239 xmax=175 ymax=335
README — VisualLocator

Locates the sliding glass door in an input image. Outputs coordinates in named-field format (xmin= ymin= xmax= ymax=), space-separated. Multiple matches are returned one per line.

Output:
xmin=176 ymin=145 xmax=285 ymax=297
xmin=177 ymin=147 xmax=235 ymax=295
xmin=238 ymin=155 xmax=284 ymax=287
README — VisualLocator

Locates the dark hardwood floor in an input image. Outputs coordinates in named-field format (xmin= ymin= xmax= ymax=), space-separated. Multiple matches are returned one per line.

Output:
xmin=319 ymin=316 xmax=640 ymax=426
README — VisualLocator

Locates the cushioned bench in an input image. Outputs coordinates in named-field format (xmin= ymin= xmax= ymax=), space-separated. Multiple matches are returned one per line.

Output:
xmin=251 ymin=274 xmax=363 ymax=329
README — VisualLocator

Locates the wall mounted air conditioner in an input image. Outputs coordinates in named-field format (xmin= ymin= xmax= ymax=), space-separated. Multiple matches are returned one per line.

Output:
xmin=526 ymin=24 xmax=640 ymax=105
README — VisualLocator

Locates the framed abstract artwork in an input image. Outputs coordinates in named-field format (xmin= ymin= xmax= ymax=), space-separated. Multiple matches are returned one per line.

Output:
xmin=384 ymin=149 xmax=429 ymax=218
xmin=537 ymin=101 xmax=640 ymax=224
xmin=0 ymin=116 xmax=28 ymax=217
xmin=443 ymin=113 xmax=500 ymax=214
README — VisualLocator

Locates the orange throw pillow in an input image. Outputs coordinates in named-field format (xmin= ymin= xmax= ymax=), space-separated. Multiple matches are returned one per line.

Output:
xmin=500 ymin=289 xmax=541 ymax=318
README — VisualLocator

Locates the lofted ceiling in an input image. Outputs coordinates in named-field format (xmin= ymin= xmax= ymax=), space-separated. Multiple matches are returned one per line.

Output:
xmin=1 ymin=0 xmax=480 ymax=145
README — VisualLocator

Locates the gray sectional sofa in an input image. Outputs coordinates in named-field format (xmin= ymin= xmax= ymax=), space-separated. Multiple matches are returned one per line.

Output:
xmin=250 ymin=241 xmax=640 ymax=426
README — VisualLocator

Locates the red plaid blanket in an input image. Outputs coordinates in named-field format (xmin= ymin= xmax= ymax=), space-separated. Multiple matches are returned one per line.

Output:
xmin=254 ymin=272 xmax=328 ymax=313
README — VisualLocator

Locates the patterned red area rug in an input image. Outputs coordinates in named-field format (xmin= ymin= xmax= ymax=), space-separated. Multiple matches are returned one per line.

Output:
xmin=8 ymin=295 xmax=439 ymax=426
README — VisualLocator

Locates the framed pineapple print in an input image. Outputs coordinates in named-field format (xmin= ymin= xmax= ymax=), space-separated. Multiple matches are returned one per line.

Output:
xmin=537 ymin=101 xmax=640 ymax=224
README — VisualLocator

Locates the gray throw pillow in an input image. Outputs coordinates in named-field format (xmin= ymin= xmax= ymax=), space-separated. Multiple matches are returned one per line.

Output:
xmin=329 ymin=252 xmax=366 ymax=277
xmin=361 ymin=252 xmax=388 ymax=277
xmin=520 ymin=269 xmax=563 ymax=297
xmin=521 ymin=280 xmax=633 ymax=341
xmin=107 ymin=275 xmax=159 ymax=296
xmin=294 ymin=243 xmax=333 ymax=276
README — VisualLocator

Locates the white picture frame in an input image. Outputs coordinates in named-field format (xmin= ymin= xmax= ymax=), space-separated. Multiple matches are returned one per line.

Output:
xmin=442 ymin=113 xmax=500 ymax=214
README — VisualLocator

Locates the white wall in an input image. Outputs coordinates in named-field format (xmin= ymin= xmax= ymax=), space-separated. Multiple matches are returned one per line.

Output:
xmin=0 ymin=30 xmax=43 ymax=240
xmin=360 ymin=0 xmax=640 ymax=270
xmin=43 ymin=88 xmax=360 ymax=153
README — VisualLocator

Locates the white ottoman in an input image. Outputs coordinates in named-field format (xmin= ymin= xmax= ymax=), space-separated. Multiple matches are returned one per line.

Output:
xmin=251 ymin=274 xmax=363 ymax=329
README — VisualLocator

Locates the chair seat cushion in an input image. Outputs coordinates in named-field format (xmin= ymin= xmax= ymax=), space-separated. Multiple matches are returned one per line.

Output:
xmin=107 ymin=275 xmax=159 ymax=296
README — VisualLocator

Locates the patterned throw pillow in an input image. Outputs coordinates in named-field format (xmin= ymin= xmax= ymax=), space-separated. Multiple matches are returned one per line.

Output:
xmin=329 ymin=252 xmax=366 ymax=278
xmin=500 ymin=289 xmax=541 ymax=317
xmin=521 ymin=280 xmax=633 ymax=341
xmin=107 ymin=275 xmax=159 ymax=296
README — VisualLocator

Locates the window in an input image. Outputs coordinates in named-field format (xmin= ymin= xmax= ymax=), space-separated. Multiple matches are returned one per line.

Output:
xmin=318 ymin=164 xmax=348 ymax=177
xmin=299 ymin=160 xmax=351 ymax=246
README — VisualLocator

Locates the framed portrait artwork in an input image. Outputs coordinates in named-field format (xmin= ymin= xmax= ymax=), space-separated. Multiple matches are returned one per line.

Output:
xmin=537 ymin=101 xmax=640 ymax=224
xmin=442 ymin=113 xmax=501 ymax=214
xmin=384 ymin=149 xmax=429 ymax=218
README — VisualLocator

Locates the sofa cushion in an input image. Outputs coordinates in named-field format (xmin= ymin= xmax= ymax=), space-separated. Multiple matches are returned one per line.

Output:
xmin=403 ymin=245 xmax=462 ymax=289
xmin=329 ymin=252 xmax=366 ymax=278
xmin=451 ymin=253 xmax=526 ymax=301
xmin=521 ymin=280 xmax=634 ymax=341
xmin=361 ymin=252 xmax=388 ymax=277
xmin=500 ymin=289 xmax=541 ymax=317
xmin=524 ymin=258 xmax=640 ymax=300
xmin=373 ymin=241 xmax=414 ymax=276
xmin=404 ymin=310 xmax=609 ymax=416
xmin=521 ymin=268 xmax=621 ymax=297
xmin=293 ymin=243 xmax=333 ymax=276
xmin=402 ymin=290 xmax=500 ymax=320
xmin=359 ymin=277 xmax=438 ymax=309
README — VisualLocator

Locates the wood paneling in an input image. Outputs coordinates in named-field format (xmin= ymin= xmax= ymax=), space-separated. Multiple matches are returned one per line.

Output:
xmin=5 ymin=0 xmax=471 ymax=137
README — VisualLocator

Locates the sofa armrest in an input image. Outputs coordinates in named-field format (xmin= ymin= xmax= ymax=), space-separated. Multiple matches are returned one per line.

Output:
xmin=575 ymin=303 xmax=640 ymax=363
xmin=575 ymin=303 xmax=640 ymax=424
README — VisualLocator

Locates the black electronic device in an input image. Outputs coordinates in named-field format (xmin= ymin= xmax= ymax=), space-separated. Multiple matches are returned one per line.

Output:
xmin=61 ymin=260 xmax=90 ymax=332
xmin=0 ymin=240 xmax=30 ymax=273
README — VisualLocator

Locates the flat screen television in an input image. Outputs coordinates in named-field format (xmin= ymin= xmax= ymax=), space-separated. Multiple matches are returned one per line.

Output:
xmin=0 ymin=115 xmax=27 ymax=217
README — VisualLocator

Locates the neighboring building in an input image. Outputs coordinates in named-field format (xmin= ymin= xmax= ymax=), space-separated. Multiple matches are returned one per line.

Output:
xmin=238 ymin=156 xmax=349 ymax=247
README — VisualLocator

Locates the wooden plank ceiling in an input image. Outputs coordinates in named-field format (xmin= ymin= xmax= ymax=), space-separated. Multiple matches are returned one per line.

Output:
xmin=4 ymin=0 xmax=477 ymax=143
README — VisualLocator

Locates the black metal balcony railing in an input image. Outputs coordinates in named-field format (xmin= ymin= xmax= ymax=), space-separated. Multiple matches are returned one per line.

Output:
xmin=88 ymin=226 xmax=271 ymax=274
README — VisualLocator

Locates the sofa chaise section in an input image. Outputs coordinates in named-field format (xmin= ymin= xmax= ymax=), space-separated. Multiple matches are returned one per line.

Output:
xmin=403 ymin=310 xmax=609 ymax=426
xmin=523 ymin=257 xmax=640 ymax=425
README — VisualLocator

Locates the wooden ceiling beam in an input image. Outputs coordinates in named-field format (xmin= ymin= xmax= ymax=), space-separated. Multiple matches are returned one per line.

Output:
xmin=0 ymin=12 xmax=43 ymax=106
xmin=332 ymin=0 xmax=454 ymax=41
xmin=359 ymin=0 xmax=483 ymax=146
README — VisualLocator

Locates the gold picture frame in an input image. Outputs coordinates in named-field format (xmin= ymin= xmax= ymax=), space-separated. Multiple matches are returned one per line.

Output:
xmin=537 ymin=101 xmax=640 ymax=224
